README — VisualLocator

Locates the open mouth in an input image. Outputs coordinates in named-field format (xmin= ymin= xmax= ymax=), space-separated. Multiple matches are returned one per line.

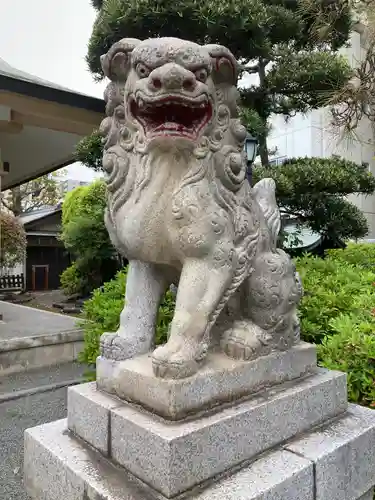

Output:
xmin=130 ymin=95 xmax=212 ymax=139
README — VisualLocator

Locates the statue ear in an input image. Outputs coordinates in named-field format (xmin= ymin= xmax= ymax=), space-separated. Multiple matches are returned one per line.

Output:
xmin=204 ymin=44 xmax=239 ymax=86
xmin=100 ymin=38 xmax=141 ymax=82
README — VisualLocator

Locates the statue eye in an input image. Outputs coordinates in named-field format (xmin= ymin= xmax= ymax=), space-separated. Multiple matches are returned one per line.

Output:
xmin=195 ymin=68 xmax=208 ymax=82
xmin=136 ymin=63 xmax=150 ymax=78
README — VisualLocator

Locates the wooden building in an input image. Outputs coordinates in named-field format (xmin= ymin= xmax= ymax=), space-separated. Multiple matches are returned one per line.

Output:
xmin=21 ymin=206 xmax=70 ymax=291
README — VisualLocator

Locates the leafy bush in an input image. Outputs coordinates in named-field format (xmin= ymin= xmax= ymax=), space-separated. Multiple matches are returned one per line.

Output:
xmin=326 ymin=243 xmax=375 ymax=269
xmin=318 ymin=318 xmax=375 ymax=407
xmin=78 ymin=268 xmax=175 ymax=367
xmin=296 ymin=243 xmax=375 ymax=407
xmin=60 ymin=180 xmax=120 ymax=296
xmin=60 ymin=263 xmax=86 ymax=297
xmin=295 ymin=250 xmax=375 ymax=344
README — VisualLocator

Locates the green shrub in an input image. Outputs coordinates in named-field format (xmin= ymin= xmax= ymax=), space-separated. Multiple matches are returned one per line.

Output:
xmin=78 ymin=267 xmax=175 ymax=368
xmin=60 ymin=263 xmax=85 ymax=297
xmin=326 ymin=242 xmax=375 ymax=269
xmin=296 ymin=243 xmax=375 ymax=407
xmin=295 ymin=249 xmax=375 ymax=344
xmin=60 ymin=180 xmax=120 ymax=296
xmin=318 ymin=318 xmax=375 ymax=407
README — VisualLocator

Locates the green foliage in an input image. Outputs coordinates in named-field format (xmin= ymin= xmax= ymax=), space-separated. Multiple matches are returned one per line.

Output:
xmin=60 ymin=263 xmax=86 ymax=296
xmin=76 ymin=130 xmax=104 ymax=171
xmin=318 ymin=320 xmax=375 ymax=407
xmin=78 ymin=268 xmax=175 ymax=367
xmin=60 ymin=180 xmax=120 ymax=296
xmin=326 ymin=243 xmax=375 ymax=269
xmin=0 ymin=212 xmax=27 ymax=269
xmin=91 ymin=0 xmax=104 ymax=9
xmin=86 ymin=0 xmax=353 ymax=163
xmin=296 ymin=251 xmax=375 ymax=344
xmin=62 ymin=179 xmax=106 ymax=226
xmin=253 ymin=157 xmax=375 ymax=241
xmin=296 ymin=243 xmax=375 ymax=407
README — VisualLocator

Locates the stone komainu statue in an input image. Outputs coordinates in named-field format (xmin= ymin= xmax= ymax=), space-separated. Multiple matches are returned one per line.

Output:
xmin=99 ymin=37 xmax=302 ymax=379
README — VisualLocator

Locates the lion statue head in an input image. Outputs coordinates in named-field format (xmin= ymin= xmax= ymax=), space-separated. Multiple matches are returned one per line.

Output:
xmin=99 ymin=38 xmax=249 ymax=212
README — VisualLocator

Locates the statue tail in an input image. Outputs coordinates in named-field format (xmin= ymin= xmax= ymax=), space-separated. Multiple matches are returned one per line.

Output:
xmin=252 ymin=178 xmax=281 ymax=250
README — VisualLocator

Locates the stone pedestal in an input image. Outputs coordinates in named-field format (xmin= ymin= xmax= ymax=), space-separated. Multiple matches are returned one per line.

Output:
xmin=24 ymin=343 xmax=375 ymax=500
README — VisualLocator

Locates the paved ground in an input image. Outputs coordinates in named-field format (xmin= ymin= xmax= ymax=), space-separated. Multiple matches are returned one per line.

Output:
xmin=0 ymin=363 xmax=86 ymax=500
xmin=0 ymin=300 xmax=79 ymax=340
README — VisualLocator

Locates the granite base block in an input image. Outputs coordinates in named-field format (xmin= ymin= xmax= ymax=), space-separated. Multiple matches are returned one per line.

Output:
xmin=68 ymin=368 xmax=347 ymax=497
xmin=285 ymin=404 xmax=375 ymax=500
xmin=24 ymin=418 xmax=314 ymax=500
xmin=359 ymin=490 xmax=374 ymax=500
xmin=96 ymin=342 xmax=317 ymax=419
xmin=67 ymin=382 xmax=123 ymax=456
xmin=24 ymin=410 xmax=375 ymax=500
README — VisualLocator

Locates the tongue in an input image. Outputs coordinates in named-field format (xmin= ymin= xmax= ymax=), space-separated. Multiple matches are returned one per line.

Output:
xmin=156 ymin=122 xmax=185 ymax=131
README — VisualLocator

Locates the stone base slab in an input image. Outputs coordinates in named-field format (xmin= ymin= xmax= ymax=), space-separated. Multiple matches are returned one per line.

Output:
xmin=69 ymin=368 xmax=347 ymax=497
xmin=96 ymin=342 xmax=317 ymax=419
xmin=24 ymin=418 xmax=314 ymax=500
xmin=285 ymin=404 xmax=375 ymax=500
xmin=25 ymin=405 xmax=375 ymax=500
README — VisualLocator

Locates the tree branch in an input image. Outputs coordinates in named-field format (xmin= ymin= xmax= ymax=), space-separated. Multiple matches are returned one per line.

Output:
xmin=0 ymin=197 xmax=12 ymax=213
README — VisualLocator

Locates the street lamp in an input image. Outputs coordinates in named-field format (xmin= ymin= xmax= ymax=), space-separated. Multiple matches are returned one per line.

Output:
xmin=244 ymin=132 xmax=258 ymax=186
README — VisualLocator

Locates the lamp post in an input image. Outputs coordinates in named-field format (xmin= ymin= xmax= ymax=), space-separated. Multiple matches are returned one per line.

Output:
xmin=244 ymin=132 xmax=258 ymax=186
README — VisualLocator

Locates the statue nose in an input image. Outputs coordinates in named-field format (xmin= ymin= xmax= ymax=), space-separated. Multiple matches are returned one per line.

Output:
xmin=149 ymin=64 xmax=196 ymax=92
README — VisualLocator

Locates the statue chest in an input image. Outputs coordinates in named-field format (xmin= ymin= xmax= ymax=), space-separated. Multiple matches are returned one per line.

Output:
xmin=110 ymin=177 xmax=225 ymax=264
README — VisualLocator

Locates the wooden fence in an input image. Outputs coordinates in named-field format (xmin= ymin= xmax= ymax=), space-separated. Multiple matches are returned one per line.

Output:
xmin=0 ymin=274 xmax=25 ymax=290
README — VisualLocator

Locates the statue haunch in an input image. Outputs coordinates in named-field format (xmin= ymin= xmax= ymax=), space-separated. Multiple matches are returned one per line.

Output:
xmin=99 ymin=37 xmax=302 ymax=379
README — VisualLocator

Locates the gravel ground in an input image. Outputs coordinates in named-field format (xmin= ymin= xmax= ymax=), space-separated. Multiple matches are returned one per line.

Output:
xmin=0 ymin=362 xmax=85 ymax=396
xmin=0 ymin=387 xmax=68 ymax=500
xmin=0 ymin=361 xmax=87 ymax=500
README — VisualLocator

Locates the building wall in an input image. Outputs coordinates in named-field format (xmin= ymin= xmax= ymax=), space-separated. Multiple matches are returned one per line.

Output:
xmin=60 ymin=178 xmax=90 ymax=195
xmin=268 ymin=28 xmax=375 ymax=240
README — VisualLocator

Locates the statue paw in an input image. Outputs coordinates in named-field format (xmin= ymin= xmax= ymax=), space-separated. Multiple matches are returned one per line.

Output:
xmin=152 ymin=340 xmax=207 ymax=379
xmin=100 ymin=331 xmax=151 ymax=361
xmin=221 ymin=321 xmax=271 ymax=361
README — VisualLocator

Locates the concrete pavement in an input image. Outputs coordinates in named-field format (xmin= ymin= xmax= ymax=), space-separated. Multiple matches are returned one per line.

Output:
xmin=0 ymin=301 xmax=84 ymax=375
xmin=0 ymin=301 xmax=78 ymax=340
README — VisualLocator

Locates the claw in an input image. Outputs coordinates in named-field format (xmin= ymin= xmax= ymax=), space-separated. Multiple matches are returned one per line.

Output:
xmin=221 ymin=321 xmax=270 ymax=361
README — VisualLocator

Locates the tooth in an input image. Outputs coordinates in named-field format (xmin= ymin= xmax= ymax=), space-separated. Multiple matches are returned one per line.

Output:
xmin=137 ymin=97 xmax=146 ymax=109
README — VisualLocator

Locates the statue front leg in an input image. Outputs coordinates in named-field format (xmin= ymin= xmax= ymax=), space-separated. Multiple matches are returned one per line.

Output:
xmin=152 ymin=250 xmax=234 ymax=379
xmin=100 ymin=260 xmax=167 ymax=361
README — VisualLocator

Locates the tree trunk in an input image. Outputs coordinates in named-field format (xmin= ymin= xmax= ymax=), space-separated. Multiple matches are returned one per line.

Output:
xmin=11 ymin=187 xmax=22 ymax=216
xmin=257 ymin=60 xmax=270 ymax=167
xmin=258 ymin=131 xmax=269 ymax=166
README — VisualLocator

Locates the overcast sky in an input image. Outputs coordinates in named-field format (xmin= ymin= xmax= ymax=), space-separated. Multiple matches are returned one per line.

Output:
xmin=0 ymin=0 xmax=106 ymax=182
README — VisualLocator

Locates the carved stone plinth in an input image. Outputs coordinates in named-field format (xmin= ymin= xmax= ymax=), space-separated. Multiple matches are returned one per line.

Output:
xmin=68 ymin=368 xmax=347 ymax=497
xmin=96 ymin=342 xmax=317 ymax=419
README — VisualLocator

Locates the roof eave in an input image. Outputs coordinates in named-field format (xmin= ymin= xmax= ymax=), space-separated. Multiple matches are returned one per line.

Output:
xmin=0 ymin=75 xmax=105 ymax=114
